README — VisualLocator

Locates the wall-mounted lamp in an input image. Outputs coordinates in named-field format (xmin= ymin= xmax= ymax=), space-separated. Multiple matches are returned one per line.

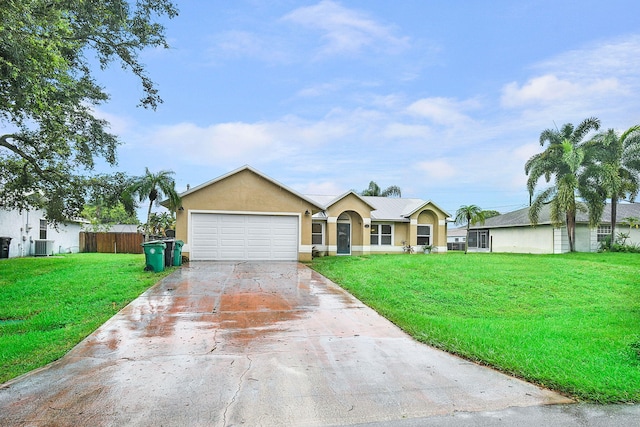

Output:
xmin=304 ymin=209 xmax=311 ymax=216
xmin=364 ymin=224 xmax=370 ymax=228
xmin=178 ymin=206 xmax=184 ymax=211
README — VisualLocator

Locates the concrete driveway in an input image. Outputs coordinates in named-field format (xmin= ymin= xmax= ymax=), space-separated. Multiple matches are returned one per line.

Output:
xmin=0 ymin=262 xmax=573 ymax=426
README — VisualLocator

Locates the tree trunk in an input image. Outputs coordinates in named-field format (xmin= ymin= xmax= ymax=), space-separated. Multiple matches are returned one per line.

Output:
xmin=465 ymin=222 xmax=470 ymax=254
xmin=566 ymin=211 xmax=576 ymax=252
xmin=610 ymin=197 xmax=618 ymax=246
xmin=146 ymin=200 xmax=154 ymax=241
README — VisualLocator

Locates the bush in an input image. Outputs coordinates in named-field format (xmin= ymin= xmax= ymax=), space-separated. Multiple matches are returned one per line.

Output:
xmin=611 ymin=243 xmax=640 ymax=253
xmin=598 ymin=233 xmax=640 ymax=253
xmin=598 ymin=235 xmax=613 ymax=252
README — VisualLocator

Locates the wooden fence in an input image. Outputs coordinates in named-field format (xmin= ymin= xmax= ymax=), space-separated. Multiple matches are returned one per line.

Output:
xmin=79 ymin=232 xmax=144 ymax=254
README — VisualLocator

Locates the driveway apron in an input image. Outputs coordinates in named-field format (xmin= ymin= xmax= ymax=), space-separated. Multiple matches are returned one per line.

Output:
xmin=0 ymin=262 xmax=570 ymax=426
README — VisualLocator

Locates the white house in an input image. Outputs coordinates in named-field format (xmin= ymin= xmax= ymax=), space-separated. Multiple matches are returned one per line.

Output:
xmin=468 ymin=203 xmax=640 ymax=254
xmin=0 ymin=208 xmax=83 ymax=258
xmin=447 ymin=227 xmax=467 ymax=251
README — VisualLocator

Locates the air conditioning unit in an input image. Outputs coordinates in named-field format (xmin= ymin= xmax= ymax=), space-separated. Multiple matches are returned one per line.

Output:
xmin=34 ymin=240 xmax=53 ymax=256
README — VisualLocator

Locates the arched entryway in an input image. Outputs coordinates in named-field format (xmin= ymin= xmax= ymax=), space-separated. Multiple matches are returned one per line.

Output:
xmin=337 ymin=212 xmax=351 ymax=255
xmin=417 ymin=209 xmax=438 ymax=248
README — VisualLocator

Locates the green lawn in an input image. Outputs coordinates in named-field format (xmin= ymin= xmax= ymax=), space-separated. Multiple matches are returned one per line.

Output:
xmin=2 ymin=252 xmax=638 ymax=403
xmin=0 ymin=254 xmax=172 ymax=384
xmin=311 ymin=252 xmax=640 ymax=403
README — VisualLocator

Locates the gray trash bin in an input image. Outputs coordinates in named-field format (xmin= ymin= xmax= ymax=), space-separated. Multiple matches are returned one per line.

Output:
xmin=163 ymin=239 xmax=175 ymax=267
xmin=0 ymin=237 xmax=11 ymax=259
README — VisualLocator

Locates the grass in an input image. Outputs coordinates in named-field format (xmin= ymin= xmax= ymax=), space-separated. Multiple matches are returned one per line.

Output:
xmin=0 ymin=253 xmax=173 ymax=384
xmin=311 ymin=252 xmax=640 ymax=403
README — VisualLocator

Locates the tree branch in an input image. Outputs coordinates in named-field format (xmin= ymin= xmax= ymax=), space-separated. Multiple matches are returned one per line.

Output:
xmin=0 ymin=134 xmax=60 ymax=184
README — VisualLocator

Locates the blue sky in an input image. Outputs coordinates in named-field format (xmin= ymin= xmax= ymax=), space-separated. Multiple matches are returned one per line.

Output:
xmin=94 ymin=0 xmax=640 ymax=218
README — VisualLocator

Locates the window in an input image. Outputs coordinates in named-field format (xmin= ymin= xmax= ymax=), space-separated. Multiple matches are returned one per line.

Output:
xmin=370 ymin=223 xmax=392 ymax=245
xmin=597 ymin=225 xmax=611 ymax=242
xmin=417 ymin=225 xmax=431 ymax=245
xmin=468 ymin=231 xmax=478 ymax=247
xmin=467 ymin=230 xmax=488 ymax=248
xmin=312 ymin=222 xmax=324 ymax=245
xmin=39 ymin=219 xmax=47 ymax=239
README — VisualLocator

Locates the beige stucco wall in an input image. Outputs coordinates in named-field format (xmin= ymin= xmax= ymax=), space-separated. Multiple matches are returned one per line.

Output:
xmin=409 ymin=204 xmax=448 ymax=253
xmin=371 ymin=204 xmax=448 ymax=254
xmin=393 ymin=222 xmax=409 ymax=246
xmin=176 ymin=169 xmax=319 ymax=261
xmin=324 ymin=194 xmax=371 ymax=220
xmin=176 ymin=171 xmax=451 ymax=259
xmin=324 ymin=194 xmax=371 ymax=256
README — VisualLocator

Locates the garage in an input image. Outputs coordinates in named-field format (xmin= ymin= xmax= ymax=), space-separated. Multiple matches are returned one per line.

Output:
xmin=190 ymin=213 xmax=299 ymax=261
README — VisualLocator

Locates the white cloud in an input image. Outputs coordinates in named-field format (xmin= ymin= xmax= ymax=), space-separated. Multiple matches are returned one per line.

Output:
xmin=494 ymin=143 xmax=542 ymax=190
xmin=214 ymin=30 xmax=261 ymax=54
xmin=536 ymin=35 xmax=640 ymax=81
xmin=91 ymin=107 xmax=134 ymax=135
xmin=406 ymin=97 xmax=477 ymax=127
xmin=144 ymin=114 xmax=361 ymax=169
xmin=500 ymin=35 xmax=640 ymax=112
xmin=210 ymin=30 xmax=290 ymax=63
xmin=415 ymin=159 xmax=457 ymax=180
xmin=513 ymin=142 xmax=541 ymax=161
xmin=501 ymin=74 xmax=620 ymax=108
xmin=411 ymin=141 xmax=542 ymax=197
xmin=282 ymin=0 xmax=409 ymax=57
xmin=383 ymin=123 xmax=431 ymax=140
xmin=295 ymin=80 xmax=350 ymax=98
xmin=206 ymin=1 xmax=414 ymax=66
xmin=368 ymin=94 xmax=406 ymax=109
xmin=149 ymin=122 xmax=287 ymax=165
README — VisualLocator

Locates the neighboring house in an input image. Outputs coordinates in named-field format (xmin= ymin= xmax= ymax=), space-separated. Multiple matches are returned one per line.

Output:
xmin=172 ymin=165 xmax=450 ymax=262
xmin=468 ymin=203 xmax=640 ymax=254
xmin=0 ymin=208 xmax=83 ymax=258
xmin=447 ymin=227 xmax=467 ymax=251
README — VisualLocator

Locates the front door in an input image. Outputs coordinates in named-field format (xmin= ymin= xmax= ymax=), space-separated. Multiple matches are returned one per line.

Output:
xmin=337 ymin=223 xmax=351 ymax=255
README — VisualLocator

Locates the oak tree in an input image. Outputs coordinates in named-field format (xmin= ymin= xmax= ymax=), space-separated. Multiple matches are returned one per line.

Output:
xmin=0 ymin=0 xmax=178 ymax=222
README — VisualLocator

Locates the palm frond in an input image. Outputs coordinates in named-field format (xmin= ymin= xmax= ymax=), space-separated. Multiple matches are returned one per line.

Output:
xmin=529 ymin=187 xmax=554 ymax=225
xmin=572 ymin=117 xmax=600 ymax=143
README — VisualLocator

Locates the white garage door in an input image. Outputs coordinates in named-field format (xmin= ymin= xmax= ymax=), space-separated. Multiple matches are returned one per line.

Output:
xmin=190 ymin=213 xmax=299 ymax=261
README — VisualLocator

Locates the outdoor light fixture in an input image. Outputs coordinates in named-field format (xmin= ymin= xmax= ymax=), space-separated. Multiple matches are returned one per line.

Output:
xmin=304 ymin=209 xmax=311 ymax=215
xmin=364 ymin=224 xmax=370 ymax=228
xmin=178 ymin=206 xmax=184 ymax=211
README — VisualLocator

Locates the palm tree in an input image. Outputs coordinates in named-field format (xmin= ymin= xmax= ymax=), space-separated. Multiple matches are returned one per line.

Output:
xmin=127 ymin=168 xmax=181 ymax=238
xmin=454 ymin=205 xmax=486 ymax=254
xmin=581 ymin=125 xmax=640 ymax=246
xmin=525 ymin=117 xmax=600 ymax=252
xmin=360 ymin=181 xmax=401 ymax=197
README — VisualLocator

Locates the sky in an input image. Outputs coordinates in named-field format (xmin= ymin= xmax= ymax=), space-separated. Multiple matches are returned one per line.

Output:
xmin=92 ymin=0 xmax=640 ymax=218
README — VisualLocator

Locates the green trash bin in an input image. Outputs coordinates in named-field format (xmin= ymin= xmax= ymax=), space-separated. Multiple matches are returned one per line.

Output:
xmin=173 ymin=240 xmax=184 ymax=266
xmin=142 ymin=240 xmax=166 ymax=272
